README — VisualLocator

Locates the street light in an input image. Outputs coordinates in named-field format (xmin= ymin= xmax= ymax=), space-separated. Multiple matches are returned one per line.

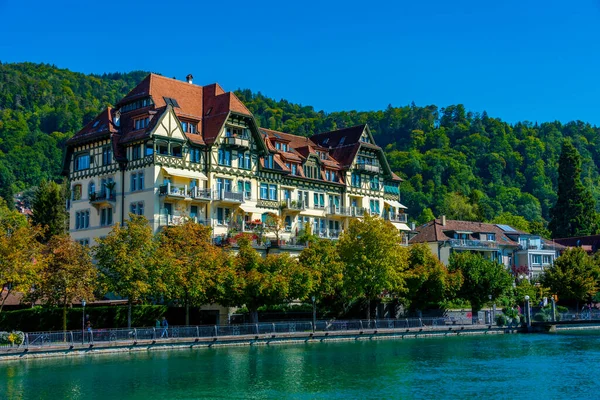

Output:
xmin=311 ymin=296 xmax=316 ymax=333
xmin=524 ymin=295 xmax=531 ymax=328
xmin=82 ymin=299 xmax=86 ymax=345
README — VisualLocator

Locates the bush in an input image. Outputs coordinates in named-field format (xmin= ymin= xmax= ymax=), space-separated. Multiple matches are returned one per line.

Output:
xmin=533 ymin=312 xmax=549 ymax=322
xmin=495 ymin=314 xmax=507 ymax=326
xmin=0 ymin=331 xmax=24 ymax=345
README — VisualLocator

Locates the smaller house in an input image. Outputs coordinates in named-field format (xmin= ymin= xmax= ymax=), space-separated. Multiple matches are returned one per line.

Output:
xmin=410 ymin=216 xmax=564 ymax=278
xmin=552 ymin=235 xmax=600 ymax=254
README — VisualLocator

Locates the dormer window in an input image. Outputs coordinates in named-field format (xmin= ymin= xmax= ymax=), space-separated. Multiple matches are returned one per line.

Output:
xmin=360 ymin=133 xmax=371 ymax=143
xmin=486 ymin=233 xmax=496 ymax=241
xmin=264 ymin=155 xmax=274 ymax=169
xmin=134 ymin=116 xmax=150 ymax=130
xmin=181 ymin=121 xmax=197 ymax=134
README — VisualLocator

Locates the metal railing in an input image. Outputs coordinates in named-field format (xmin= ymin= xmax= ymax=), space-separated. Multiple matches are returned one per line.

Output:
xmin=213 ymin=190 xmax=244 ymax=203
xmin=14 ymin=317 xmax=493 ymax=350
xmin=385 ymin=214 xmax=408 ymax=223
xmin=447 ymin=239 xmax=499 ymax=249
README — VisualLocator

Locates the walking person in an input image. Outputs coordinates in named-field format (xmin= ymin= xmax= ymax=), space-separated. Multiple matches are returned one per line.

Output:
xmin=160 ymin=317 xmax=169 ymax=338
xmin=86 ymin=321 xmax=93 ymax=343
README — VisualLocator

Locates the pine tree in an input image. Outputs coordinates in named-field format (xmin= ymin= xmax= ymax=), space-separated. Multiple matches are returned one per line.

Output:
xmin=31 ymin=180 xmax=67 ymax=242
xmin=549 ymin=141 xmax=599 ymax=238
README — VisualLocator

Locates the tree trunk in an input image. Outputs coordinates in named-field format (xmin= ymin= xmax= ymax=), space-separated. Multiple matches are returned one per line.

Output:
xmin=128 ymin=299 xmax=132 ymax=328
xmin=250 ymin=308 xmax=259 ymax=324
xmin=63 ymin=301 xmax=67 ymax=333
xmin=0 ymin=287 xmax=12 ymax=313
xmin=185 ymin=301 xmax=190 ymax=326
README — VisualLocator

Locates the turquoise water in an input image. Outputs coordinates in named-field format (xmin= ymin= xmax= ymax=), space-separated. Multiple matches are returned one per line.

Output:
xmin=1 ymin=332 xmax=599 ymax=399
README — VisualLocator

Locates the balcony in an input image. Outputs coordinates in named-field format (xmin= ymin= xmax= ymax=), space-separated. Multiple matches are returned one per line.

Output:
xmin=159 ymin=213 xmax=209 ymax=227
xmin=350 ymin=207 xmax=368 ymax=217
xmin=385 ymin=213 xmax=408 ymax=223
xmin=356 ymin=163 xmax=380 ymax=174
xmin=159 ymin=183 xmax=191 ymax=200
xmin=213 ymin=189 xmax=244 ymax=204
xmin=447 ymin=239 xmax=498 ymax=250
xmin=222 ymin=136 xmax=250 ymax=148
xmin=190 ymin=187 xmax=212 ymax=202
xmin=326 ymin=206 xmax=352 ymax=217
xmin=281 ymin=199 xmax=306 ymax=212
xmin=89 ymin=191 xmax=116 ymax=207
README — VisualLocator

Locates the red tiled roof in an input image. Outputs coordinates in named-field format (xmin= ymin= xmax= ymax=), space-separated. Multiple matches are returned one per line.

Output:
xmin=67 ymin=107 xmax=116 ymax=145
xmin=409 ymin=218 xmax=519 ymax=246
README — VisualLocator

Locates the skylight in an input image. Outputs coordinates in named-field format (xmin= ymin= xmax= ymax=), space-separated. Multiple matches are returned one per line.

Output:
xmin=163 ymin=97 xmax=180 ymax=108
xmin=496 ymin=224 xmax=517 ymax=232
xmin=92 ymin=120 xmax=100 ymax=128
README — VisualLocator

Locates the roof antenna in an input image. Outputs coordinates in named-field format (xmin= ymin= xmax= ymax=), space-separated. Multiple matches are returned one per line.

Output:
xmin=186 ymin=74 xmax=193 ymax=84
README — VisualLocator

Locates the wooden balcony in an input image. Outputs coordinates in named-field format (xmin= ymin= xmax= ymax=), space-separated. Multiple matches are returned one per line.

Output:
xmin=222 ymin=136 xmax=250 ymax=148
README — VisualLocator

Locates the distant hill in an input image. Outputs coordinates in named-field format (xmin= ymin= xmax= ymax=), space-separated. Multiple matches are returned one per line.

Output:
xmin=1 ymin=62 xmax=599 ymax=225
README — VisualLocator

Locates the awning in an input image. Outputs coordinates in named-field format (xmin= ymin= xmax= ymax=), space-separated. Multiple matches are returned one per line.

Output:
xmin=162 ymin=167 xmax=207 ymax=181
xmin=239 ymin=203 xmax=273 ymax=215
xmin=394 ymin=223 xmax=411 ymax=231
xmin=384 ymin=200 xmax=408 ymax=209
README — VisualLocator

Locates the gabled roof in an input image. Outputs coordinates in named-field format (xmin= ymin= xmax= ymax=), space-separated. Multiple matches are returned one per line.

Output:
xmin=410 ymin=218 xmax=519 ymax=246
xmin=67 ymin=107 xmax=116 ymax=145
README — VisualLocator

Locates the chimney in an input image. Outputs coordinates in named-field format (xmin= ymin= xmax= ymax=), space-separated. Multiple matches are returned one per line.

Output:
xmin=441 ymin=215 xmax=446 ymax=226
xmin=186 ymin=74 xmax=193 ymax=84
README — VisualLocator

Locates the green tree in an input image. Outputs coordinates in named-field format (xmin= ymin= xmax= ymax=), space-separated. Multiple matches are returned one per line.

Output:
xmin=404 ymin=244 xmax=463 ymax=311
xmin=542 ymin=248 xmax=599 ymax=310
xmin=31 ymin=180 xmax=67 ymax=242
xmin=448 ymin=252 xmax=513 ymax=322
xmin=94 ymin=215 xmax=157 ymax=328
xmin=338 ymin=214 xmax=409 ymax=319
xmin=490 ymin=212 xmax=530 ymax=232
xmin=441 ymin=192 xmax=479 ymax=221
xmin=37 ymin=235 xmax=97 ymax=332
xmin=416 ymin=207 xmax=435 ymax=225
xmin=548 ymin=141 xmax=599 ymax=238
xmin=0 ymin=198 xmax=44 ymax=313
xmin=154 ymin=220 xmax=226 ymax=325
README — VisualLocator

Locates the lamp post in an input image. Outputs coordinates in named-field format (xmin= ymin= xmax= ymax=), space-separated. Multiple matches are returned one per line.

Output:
xmin=524 ymin=295 xmax=531 ymax=328
xmin=311 ymin=296 xmax=316 ymax=333
xmin=82 ymin=299 xmax=86 ymax=344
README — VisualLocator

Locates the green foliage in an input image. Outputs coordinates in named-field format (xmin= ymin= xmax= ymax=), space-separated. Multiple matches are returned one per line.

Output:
xmin=549 ymin=140 xmax=600 ymax=238
xmin=495 ymin=314 xmax=507 ymax=327
xmin=0 ymin=305 xmax=167 ymax=331
xmin=448 ymin=252 xmax=513 ymax=316
xmin=31 ymin=180 xmax=67 ymax=242
xmin=0 ymin=331 xmax=24 ymax=345
xmin=0 ymin=63 xmax=148 ymax=194
xmin=542 ymin=247 xmax=600 ymax=305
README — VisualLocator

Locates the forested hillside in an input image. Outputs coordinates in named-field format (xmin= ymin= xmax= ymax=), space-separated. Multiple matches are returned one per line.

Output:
xmin=2 ymin=62 xmax=600 ymax=227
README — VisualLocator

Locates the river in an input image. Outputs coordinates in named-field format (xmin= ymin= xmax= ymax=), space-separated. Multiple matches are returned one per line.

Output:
xmin=1 ymin=331 xmax=599 ymax=399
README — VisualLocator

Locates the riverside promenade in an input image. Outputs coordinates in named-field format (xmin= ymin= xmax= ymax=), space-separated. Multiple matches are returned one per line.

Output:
xmin=0 ymin=318 xmax=522 ymax=361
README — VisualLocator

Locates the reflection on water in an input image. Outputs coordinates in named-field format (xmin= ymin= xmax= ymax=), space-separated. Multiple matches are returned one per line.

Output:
xmin=1 ymin=331 xmax=600 ymax=399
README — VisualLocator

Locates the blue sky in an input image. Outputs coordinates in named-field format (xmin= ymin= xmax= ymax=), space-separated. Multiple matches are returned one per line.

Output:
xmin=1 ymin=0 xmax=600 ymax=124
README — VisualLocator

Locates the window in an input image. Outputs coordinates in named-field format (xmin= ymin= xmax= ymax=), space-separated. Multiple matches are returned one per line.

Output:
xmin=218 ymin=148 xmax=232 ymax=166
xmin=370 ymin=176 xmax=379 ymax=190
xmin=351 ymin=173 xmax=361 ymax=188
xmin=283 ymin=189 xmax=291 ymax=201
xmin=298 ymin=190 xmax=309 ymax=207
xmin=190 ymin=148 xmax=202 ymax=163
xmin=100 ymin=207 xmax=113 ymax=226
xmin=313 ymin=193 xmax=325 ymax=209
xmin=121 ymin=98 xmax=153 ymax=113
xmin=269 ymin=184 xmax=277 ymax=201
xmin=190 ymin=205 xmax=198 ymax=219
xmin=291 ymin=164 xmax=298 ymax=176
xmin=487 ymin=233 xmax=496 ymax=241
xmin=132 ymin=144 xmax=142 ymax=160
xmin=216 ymin=207 xmax=231 ymax=225
xmin=216 ymin=178 xmax=232 ymax=193
xmin=238 ymin=152 xmax=251 ymax=169
xmin=171 ymin=145 xmax=182 ymax=158
xmin=158 ymin=143 xmax=168 ymax=155
xmin=72 ymin=184 xmax=82 ymax=200
xmin=264 ymin=155 xmax=274 ymax=169
xmin=88 ymin=181 xmax=95 ymax=197
xmin=102 ymin=146 xmax=112 ymax=165
xmin=75 ymin=153 xmax=90 ymax=171
xmin=134 ymin=116 xmax=150 ymax=130
xmin=543 ymin=255 xmax=552 ymax=265
xmin=260 ymin=183 xmax=268 ymax=200
xmin=130 ymin=171 xmax=144 ymax=192
xmin=369 ymin=199 xmax=381 ymax=215
xmin=78 ymin=239 xmax=90 ymax=247
xmin=282 ymin=143 xmax=288 ymax=152
xmin=532 ymin=255 xmax=542 ymax=265
xmin=130 ymin=202 xmax=144 ymax=216
xmin=181 ymin=121 xmax=197 ymax=133
xmin=238 ymin=181 xmax=252 ymax=199
xmin=75 ymin=210 xmax=90 ymax=230
xmin=145 ymin=143 xmax=154 ymax=156
xmin=329 ymin=195 xmax=340 ymax=210
xmin=275 ymin=142 xmax=281 ymax=150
